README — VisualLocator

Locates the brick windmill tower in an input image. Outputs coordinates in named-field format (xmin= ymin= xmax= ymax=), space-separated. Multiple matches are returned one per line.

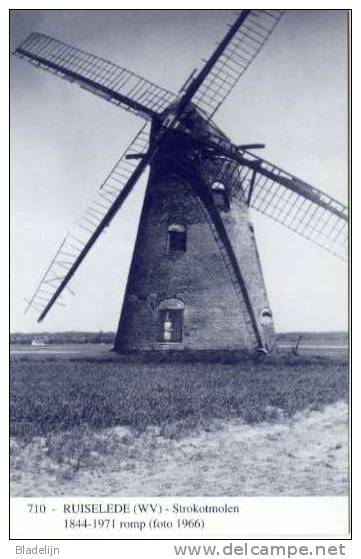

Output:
xmin=15 ymin=10 xmax=347 ymax=353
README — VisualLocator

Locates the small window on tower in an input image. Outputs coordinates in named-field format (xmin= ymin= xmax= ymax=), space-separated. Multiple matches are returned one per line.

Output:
xmin=211 ymin=181 xmax=229 ymax=210
xmin=168 ymin=223 xmax=187 ymax=254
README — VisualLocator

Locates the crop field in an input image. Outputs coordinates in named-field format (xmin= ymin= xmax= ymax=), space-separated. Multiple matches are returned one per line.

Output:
xmin=10 ymin=352 xmax=349 ymax=496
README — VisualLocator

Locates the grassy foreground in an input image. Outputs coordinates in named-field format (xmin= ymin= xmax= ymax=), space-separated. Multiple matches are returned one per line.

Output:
xmin=10 ymin=354 xmax=348 ymax=441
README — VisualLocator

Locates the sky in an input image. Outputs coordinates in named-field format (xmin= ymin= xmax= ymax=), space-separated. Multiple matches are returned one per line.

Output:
xmin=10 ymin=9 xmax=349 ymax=333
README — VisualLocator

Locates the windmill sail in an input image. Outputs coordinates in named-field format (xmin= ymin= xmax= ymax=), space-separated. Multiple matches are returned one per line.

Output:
xmin=15 ymin=10 xmax=347 ymax=336
xmin=189 ymin=10 xmax=284 ymax=118
xmin=25 ymin=123 xmax=152 ymax=321
xmin=14 ymin=32 xmax=176 ymax=119
xmin=231 ymin=154 xmax=348 ymax=261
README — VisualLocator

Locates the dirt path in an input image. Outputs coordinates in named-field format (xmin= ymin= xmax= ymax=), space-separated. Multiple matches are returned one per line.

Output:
xmin=10 ymin=401 xmax=348 ymax=496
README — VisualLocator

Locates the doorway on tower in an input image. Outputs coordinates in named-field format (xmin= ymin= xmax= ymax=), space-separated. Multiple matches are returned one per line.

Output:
xmin=158 ymin=299 xmax=185 ymax=344
xmin=260 ymin=308 xmax=274 ymax=351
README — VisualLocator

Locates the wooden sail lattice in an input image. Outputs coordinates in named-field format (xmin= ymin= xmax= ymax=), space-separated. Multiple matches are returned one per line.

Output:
xmin=230 ymin=156 xmax=348 ymax=261
xmin=24 ymin=123 xmax=151 ymax=318
xmin=15 ymin=32 xmax=176 ymax=119
xmin=15 ymin=10 xmax=347 ymax=325
xmin=192 ymin=10 xmax=284 ymax=118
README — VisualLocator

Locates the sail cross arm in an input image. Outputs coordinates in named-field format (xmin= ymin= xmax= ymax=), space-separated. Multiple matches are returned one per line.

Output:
xmin=14 ymin=32 xmax=176 ymax=119
xmin=185 ymin=131 xmax=347 ymax=230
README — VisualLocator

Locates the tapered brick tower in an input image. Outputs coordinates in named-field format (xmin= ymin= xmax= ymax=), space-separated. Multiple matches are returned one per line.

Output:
xmin=114 ymin=141 xmax=275 ymax=352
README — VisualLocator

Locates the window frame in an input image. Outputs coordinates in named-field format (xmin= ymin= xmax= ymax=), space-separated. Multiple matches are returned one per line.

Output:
xmin=167 ymin=222 xmax=187 ymax=255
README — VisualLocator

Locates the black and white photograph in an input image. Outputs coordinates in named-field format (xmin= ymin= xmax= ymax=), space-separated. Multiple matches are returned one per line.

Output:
xmin=10 ymin=7 xmax=349 ymax=537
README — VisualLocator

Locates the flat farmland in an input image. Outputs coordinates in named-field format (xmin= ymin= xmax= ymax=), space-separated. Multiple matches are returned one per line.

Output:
xmin=10 ymin=331 xmax=348 ymax=359
xmin=10 ymin=350 xmax=349 ymax=496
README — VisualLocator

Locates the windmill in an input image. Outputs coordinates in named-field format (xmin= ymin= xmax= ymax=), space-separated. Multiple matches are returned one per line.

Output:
xmin=14 ymin=10 xmax=348 ymax=353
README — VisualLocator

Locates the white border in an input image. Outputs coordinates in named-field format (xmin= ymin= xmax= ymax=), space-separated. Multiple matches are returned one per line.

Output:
xmin=4 ymin=2 xmax=355 ymax=557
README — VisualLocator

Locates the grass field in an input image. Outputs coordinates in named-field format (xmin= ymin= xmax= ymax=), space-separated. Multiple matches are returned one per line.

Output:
xmin=10 ymin=353 xmax=349 ymax=496
xmin=11 ymin=354 xmax=348 ymax=438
